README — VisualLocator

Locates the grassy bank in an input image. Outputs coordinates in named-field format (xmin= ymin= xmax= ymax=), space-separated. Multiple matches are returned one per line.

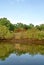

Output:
xmin=0 ymin=18 xmax=44 ymax=42
xmin=14 ymin=29 xmax=44 ymax=40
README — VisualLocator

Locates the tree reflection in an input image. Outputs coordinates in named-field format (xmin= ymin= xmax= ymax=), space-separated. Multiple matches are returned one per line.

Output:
xmin=0 ymin=42 xmax=44 ymax=60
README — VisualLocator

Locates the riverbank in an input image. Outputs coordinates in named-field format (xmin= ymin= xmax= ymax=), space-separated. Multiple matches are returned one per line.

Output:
xmin=11 ymin=38 xmax=44 ymax=44
xmin=0 ymin=18 xmax=44 ymax=45
xmin=0 ymin=38 xmax=44 ymax=45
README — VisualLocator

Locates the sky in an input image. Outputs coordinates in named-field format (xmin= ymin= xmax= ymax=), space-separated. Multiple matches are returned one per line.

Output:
xmin=0 ymin=0 xmax=44 ymax=25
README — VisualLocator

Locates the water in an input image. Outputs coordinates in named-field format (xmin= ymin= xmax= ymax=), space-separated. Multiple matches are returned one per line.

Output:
xmin=0 ymin=42 xmax=44 ymax=65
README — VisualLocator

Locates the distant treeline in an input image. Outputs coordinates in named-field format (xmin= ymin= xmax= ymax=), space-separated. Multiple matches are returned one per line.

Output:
xmin=0 ymin=17 xmax=44 ymax=40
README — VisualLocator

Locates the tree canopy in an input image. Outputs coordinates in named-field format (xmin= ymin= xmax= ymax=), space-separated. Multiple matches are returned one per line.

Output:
xmin=0 ymin=17 xmax=44 ymax=40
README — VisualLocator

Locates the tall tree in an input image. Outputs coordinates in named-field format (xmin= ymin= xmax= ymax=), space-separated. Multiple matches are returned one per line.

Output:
xmin=0 ymin=18 xmax=14 ymax=31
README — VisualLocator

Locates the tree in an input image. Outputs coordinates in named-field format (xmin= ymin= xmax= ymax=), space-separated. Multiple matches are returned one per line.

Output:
xmin=23 ymin=24 xmax=29 ymax=30
xmin=39 ymin=24 xmax=44 ymax=30
xmin=28 ymin=24 xmax=34 ymax=29
xmin=35 ymin=25 xmax=40 ymax=30
xmin=0 ymin=25 xmax=13 ymax=39
xmin=15 ymin=23 xmax=24 ymax=29
xmin=0 ymin=18 xmax=14 ymax=31
xmin=14 ymin=23 xmax=25 ymax=32
xmin=9 ymin=24 xmax=15 ymax=31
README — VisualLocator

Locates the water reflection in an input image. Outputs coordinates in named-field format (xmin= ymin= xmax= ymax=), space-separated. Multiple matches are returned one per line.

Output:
xmin=0 ymin=42 xmax=44 ymax=65
xmin=0 ymin=42 xmax=44 ymax=60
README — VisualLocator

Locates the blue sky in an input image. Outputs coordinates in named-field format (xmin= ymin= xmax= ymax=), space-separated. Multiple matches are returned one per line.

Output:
xmin=0 ymin=0 xmax=44 ymax=25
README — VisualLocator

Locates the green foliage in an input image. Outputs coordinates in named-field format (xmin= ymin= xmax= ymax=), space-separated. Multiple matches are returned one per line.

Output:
xmin=0 ymin=18 xmax=14 ymax=31
xmin=28 ymin=24 xmax=34 ymax=29
xmin=14 ymin=28 xmax=44 ymax=40
xmin=9 ymin=24 xmax=15 ymax=31
xmin=0 ymin=25 xmax=13 ymax=39
xmin=0 ymin=18 xmax=10 ymax=29
xmin=39 ymin=24 xmax=44 ymax=30
xmin=0 ymin=42 xmax=44 ymax=60
xmin=35 ymin=25 xmax=40 ymax=30
xmin=0 ymin=17 xmax=44 ymax=40
xmin=23 ymin=24 xmax=29 ymax=30
xmin=35 ymin=24 xmax=44 ymax=31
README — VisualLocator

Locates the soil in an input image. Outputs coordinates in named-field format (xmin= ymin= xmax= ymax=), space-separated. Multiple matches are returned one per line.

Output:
xmin=0 ymin=38 xmax=44 ymax=45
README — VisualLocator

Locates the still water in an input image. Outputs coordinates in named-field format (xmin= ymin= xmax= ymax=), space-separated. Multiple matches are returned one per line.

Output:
xmin=0 ymin=42 xmax=44 ymax=65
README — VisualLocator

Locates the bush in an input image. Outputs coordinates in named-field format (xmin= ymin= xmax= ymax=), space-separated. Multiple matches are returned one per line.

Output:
xmin=0 ymin=25 xmax=13 ymax=39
